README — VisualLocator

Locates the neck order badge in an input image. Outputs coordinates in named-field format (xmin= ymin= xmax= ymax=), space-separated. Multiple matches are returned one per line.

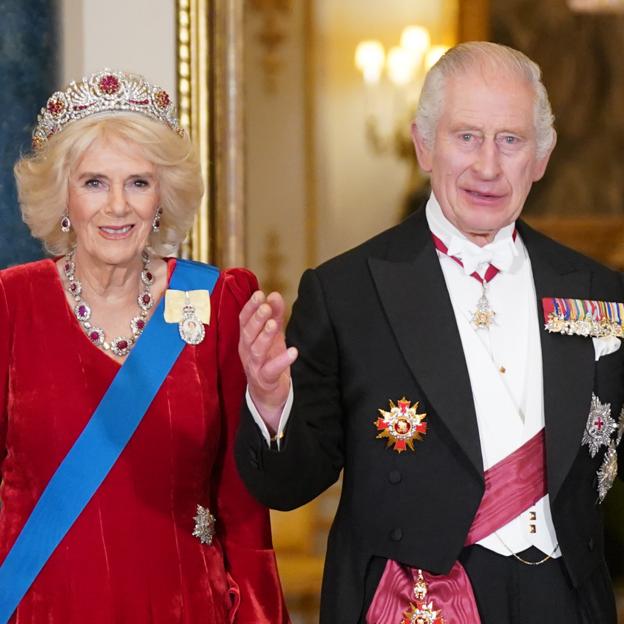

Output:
xmin=431 ymin=231 xmax=517 ymax=330
xmin=0 ymin=259 xmax=219 ymax=622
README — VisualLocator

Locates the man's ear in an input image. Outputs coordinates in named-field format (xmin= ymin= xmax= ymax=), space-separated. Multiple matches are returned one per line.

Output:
xmin=532 ymin=129 xmax=557 ymax=182
xmin=411 ymin=121 xmax=433 ymax=173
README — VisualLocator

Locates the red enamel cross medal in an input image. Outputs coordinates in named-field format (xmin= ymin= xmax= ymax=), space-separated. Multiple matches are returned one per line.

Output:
xmin=375 ymin=398 xmax=427 ymax=453
xmin=401 ymin=570 xmax=445 ymax=624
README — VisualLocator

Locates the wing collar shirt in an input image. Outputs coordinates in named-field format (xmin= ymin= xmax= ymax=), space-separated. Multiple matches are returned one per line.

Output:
xmin=426 ymin=193 xmax=560 ymax=558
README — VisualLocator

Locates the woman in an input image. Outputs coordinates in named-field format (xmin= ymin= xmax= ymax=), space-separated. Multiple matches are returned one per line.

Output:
xmin=0 ymin=70 xmax=288 ymax=623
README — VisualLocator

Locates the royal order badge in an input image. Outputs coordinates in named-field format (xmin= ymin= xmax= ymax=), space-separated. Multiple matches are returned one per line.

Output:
xmin=375 ymin=398 xmax=427 ymax=453
xmin=471 ymin=285 xmax=496 ymax=330
xmin=597 ymin=442 xmax=618 ymax=503
xmin=164 ymin=289 xmax=210 ymax=345
xmin=617 ymin=406 xmax=624 ymax=446
xmin=582 ymin=394 xmax=616 ymax=458
xmin=401 ymin=570 xmax=445 ymax=624
xmin=179 ymin=299 xmax=205 ymax=345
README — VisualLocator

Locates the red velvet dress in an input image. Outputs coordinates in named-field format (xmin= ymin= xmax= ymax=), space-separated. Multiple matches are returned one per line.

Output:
xmin=0 ymin=259 xmax=289 ymax=623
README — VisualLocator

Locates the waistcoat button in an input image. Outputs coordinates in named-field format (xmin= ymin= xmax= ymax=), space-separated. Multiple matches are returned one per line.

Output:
xmin=388 ymin=470 xmax=402 ymax=484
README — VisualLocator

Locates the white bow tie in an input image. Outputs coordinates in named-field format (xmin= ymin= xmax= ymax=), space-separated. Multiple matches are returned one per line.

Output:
xmin=446 ymin=235 xmax=518 ymax=277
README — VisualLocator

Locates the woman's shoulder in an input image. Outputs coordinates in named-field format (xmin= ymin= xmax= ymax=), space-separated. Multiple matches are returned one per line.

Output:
xmin=0 ymin=258 xmax=57 ymax=291
xmin=218 ymin=267 xmax=258 ymax=293
xmin=213 ymin=267 xmax=258 ymax=310
xmin=168 ymin=259 xmax=258 ymax=302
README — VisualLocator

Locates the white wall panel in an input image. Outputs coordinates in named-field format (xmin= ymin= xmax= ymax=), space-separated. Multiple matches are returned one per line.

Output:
xmin=61 ymin=0 xmax=175 ymax=96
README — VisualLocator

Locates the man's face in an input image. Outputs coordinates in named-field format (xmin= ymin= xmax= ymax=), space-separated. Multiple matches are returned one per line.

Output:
xmin=413 ymin=67 xmax=554 ymax=246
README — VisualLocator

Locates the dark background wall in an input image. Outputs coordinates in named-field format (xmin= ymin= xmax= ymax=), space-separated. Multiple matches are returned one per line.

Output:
xmin=0 ymin=0 xmax=60 ymax=268
xmin=492 ymin=0 xmax=624 ymax=217
xmin=493 ymin=0 xmax=624 ymax=583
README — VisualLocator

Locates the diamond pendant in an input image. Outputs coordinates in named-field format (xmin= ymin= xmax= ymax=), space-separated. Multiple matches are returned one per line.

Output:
xmin=179 ymin=295 xmax=205 ymax=345
xmin=471 ymin=284 xmax=495 ymax=330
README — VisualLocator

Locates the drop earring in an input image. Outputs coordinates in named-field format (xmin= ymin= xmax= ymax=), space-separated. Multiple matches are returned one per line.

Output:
xmin=152 ymin=207 xmax=163 ymax=232
xmin=60 ymin=214 xmax=71 ymax=233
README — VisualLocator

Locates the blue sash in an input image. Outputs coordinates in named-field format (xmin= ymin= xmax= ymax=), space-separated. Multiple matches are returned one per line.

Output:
xmin=0 ymin=259 xmax=219 ymax=622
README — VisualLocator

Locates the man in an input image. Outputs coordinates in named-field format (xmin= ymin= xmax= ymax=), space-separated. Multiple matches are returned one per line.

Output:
xmin=235 ymin=42 xmax=624 ymax=623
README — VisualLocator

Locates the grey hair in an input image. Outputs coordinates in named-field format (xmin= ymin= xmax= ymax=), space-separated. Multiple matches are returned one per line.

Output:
xmin=415 ymin=41 xmax=555 ymax=158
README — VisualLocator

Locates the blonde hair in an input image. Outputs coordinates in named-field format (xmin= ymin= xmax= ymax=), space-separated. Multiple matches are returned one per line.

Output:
xmin=415 ymin=41 xmax=556 ymax=158
xmin=14 ymin=113 xmax=203 ymax=255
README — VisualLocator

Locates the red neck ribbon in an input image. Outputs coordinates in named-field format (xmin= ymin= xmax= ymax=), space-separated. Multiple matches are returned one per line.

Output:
xmin=430 ymin=230 xmax=518 ymax=286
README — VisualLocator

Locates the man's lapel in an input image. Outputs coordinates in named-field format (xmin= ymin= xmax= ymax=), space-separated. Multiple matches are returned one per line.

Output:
xmin=368 ymin=210 xmax=483 ymax=479
xmin=519 ymin=221 xmax=594 ymax=502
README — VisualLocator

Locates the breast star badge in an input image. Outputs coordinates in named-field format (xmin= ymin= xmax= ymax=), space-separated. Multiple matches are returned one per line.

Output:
xmin=375 ymin=398 xmax=427 ymax=453
xmin=597 ymin=442 xmax=618 ymax=504
xmin=616 ymin=405 xmax=624 ymax=446
xmin=582 ymin=394 xmax=616 ymax=458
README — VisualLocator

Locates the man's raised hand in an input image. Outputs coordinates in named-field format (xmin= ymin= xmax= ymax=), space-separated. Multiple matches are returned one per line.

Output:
xmin=238 ymin=290 xmax=298 ymax=433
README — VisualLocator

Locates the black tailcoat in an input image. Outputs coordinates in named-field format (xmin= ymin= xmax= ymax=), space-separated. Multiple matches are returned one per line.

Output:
xmin=236 ymin=209 xmax=624 ymax=623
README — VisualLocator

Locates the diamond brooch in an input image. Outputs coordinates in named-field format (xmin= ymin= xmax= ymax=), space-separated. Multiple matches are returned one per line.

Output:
xmin=192 ymin=505 xmax=216 ymax=545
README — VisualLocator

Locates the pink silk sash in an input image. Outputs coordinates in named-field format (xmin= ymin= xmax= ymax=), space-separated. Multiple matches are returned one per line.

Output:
xmin=366 ymin=428 xmax=546 ymax=624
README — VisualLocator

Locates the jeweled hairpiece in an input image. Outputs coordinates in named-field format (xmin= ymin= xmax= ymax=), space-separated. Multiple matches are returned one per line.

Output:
xmin=32 ymin=69 xmax=184 ymax=151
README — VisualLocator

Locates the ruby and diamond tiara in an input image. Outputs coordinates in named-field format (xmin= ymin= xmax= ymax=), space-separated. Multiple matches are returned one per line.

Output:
xmin=32 ymin=69 xmax=184 ymax=151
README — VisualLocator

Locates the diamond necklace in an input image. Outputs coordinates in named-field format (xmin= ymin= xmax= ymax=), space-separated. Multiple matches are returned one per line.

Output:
xmin=62 ymin=249 xmax=155 ymax=357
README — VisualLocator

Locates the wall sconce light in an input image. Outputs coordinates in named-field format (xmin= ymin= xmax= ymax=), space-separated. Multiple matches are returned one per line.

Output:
xmin=354 ymin=25 xmax=449 ymax=159
xmin=354 ymin=40 xmax=385 ymax=85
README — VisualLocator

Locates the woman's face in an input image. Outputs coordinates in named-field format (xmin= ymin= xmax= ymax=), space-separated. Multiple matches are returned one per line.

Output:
xmin=67 ymin=136 xmax=160 ymax=268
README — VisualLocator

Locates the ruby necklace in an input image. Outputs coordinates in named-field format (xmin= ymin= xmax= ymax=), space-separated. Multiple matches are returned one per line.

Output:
xmin=62 ymin=249 xmax=155 ymax=357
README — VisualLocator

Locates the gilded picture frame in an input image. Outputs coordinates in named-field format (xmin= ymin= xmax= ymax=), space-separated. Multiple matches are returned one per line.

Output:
xmin=176 ymin=0 xmax=489 ymax=268
xmin=176 ymin=0 xmax=246 ymax=267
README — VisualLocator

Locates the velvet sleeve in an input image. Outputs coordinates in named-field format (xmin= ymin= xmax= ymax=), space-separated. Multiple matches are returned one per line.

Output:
xmin=0 ymin=275 xmax=10 ymax=472
xmin=212 ymin=268 xmax=289 ymax=624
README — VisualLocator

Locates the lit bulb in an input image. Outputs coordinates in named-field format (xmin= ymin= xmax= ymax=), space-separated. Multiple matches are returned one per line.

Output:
xmin=426 ymin=45 xmax=449 ymax=70
xmin=387 ymin=46 xmax=413 ymax=86
xmin=355 ymin=40 xmax=385 ymax=85
xmin=400 ymin=25 xmax=431 ymax=68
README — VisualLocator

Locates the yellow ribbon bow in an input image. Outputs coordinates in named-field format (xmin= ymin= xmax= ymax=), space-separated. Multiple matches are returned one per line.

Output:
xmin=164 ymin=289 xmax=211 ymax=324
